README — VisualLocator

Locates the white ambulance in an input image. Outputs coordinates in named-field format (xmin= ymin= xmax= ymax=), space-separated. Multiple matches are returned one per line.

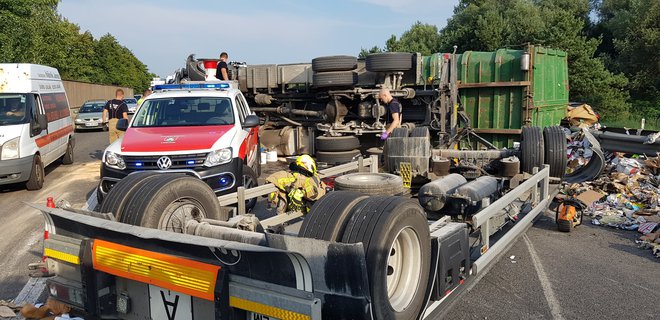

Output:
xmin=0 ymin=64 xmax=75 ymax=190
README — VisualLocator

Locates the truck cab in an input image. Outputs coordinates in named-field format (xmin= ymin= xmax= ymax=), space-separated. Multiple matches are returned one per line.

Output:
xmin=98 ymin=82 xmax=260 ymax=203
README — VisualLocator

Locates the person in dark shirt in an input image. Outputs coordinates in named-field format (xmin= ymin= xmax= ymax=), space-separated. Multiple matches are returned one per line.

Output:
xmin=378 ymin=88 xmax=402 ymax=140
xmin=215 ymin=52 xmax=229 ymax=80
xmin=102 ymin=89 xmax=129 ymax=144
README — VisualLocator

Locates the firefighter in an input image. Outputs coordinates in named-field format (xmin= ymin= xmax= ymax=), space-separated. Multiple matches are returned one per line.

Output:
xmin=266 ymin=154 xmax=326 ymax=214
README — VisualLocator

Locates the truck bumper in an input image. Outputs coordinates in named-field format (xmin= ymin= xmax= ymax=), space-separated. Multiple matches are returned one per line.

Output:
xmin=98 ymin=157 xmax=243 ymax=198
xmin=0 ymin=155 xmax=34 ymax=185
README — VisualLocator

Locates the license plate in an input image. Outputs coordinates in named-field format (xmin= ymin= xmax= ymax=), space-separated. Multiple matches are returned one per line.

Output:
xmin=149 ymin=285 xmax=193 ymax=320
xmin=249 ymin=312 xmax=280 ymax=320
xmin=85 ymin=121 xmax=98 ymax=126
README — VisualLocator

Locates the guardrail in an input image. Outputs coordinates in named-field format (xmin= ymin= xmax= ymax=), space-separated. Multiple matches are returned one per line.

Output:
xmin=471 ymin=165 xmax=550 ymax=275
xmin=217 ymin=155 xmax=380 ymax=216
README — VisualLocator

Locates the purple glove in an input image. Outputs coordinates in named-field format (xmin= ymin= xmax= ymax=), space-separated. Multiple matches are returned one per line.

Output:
xmin=380 ymin=131 xmax=389 ymax=140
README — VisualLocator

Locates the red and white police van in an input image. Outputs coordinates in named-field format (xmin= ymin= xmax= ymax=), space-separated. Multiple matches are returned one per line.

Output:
xmin=97 ymin=82 xmax=260 ymax=205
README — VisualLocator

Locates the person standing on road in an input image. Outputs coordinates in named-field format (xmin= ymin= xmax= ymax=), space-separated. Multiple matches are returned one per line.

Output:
xmin=378 ymin=88 xmax=402 ymax=140
xmin=137 ymin=89 xmax=151 ymax=106
xmin=102 ymin=89 xmax=129 ymax=144
xmin=215 ymin=52 xmax=229 ymax=80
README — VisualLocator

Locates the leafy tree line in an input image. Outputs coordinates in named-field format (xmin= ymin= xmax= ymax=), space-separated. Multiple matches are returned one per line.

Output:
xmin=361 ymin=0 xmax=659 ymax=121
xmin=0 ymin=0 xmax=154 ymax=92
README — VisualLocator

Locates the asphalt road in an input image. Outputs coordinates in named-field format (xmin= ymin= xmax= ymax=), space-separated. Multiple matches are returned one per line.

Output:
xmin=0 ymin=129 xmax=107 ymax=300
xmin=1 ymin=129 xmax=658 ymax=319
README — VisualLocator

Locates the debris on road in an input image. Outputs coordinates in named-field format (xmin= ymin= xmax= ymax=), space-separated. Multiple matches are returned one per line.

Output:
xmin=561 ymin=154 xmax=660 ymax=257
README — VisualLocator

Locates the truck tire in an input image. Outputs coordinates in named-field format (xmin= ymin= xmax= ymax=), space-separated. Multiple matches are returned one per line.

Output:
xmin=298 ymin=191 xmax=367 ymax=241
xmin=410 ymin=127 xmax=430 ymax=139
xmin=242 ymin=165 xmax=259 ymax=211
xmin=543 ymin=126 xmax=567 ymax=179
xmin=312 ymin=55 xmax=358 ymax=72
xmin=316 ymin=136 xmax=360 ymax=152
xmin=313 ymin=71 xmax=358 ymax=88
xmin=341 ymin=196 xmax=431 ymax=320
xmin=61 ymin=139 xmax=74 ymax=165
xmin=119 ymin=174 xmax=226 ymax=231
xmin=316 ymin=149 xmax=361 ymax=165
xmin=26 ymin=155 xmax=44 ymax=190
xmin=366 ymin=52 xmax=413 ymax=72
xmin=391 ymin=127 xmax=409 ymax=138
xmin=334 ymin=173 xmax=404 ymax=196
xmin=521 ymin=126 xmax=545 ymax=174
xmin=99 ymin=172 xmax=162 ymax=219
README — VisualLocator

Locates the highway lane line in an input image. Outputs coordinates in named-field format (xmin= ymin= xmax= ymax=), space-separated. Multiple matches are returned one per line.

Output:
xmin=523 ymin=234 xmax=565 ymax=320
xmin=82 ymin=189 xmax=98 ymax=211
xmin=13 ymin=277 xmax=46 ymax=306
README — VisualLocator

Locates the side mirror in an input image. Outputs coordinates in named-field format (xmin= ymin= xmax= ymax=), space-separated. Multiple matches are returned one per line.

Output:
xmin=243 ymin=115 xmax=259 ymax=128
xmin=116 ymin=118 xmax=129 ymax=131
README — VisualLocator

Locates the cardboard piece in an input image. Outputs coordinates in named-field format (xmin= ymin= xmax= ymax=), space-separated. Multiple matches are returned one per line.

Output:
xmin=567 ymin=104 xmax=599 ymax=127
xmin=0 ymin=305 xmax=16 ymax=317
xmin=576 ymin=190 xmax=605 ymax=207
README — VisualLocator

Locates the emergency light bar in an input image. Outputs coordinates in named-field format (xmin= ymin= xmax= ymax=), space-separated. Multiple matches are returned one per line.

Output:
xmin=153 ymin=82 xmax=235 ymax=91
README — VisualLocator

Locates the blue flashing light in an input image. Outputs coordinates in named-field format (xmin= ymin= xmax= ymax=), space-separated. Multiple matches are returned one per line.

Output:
xmin=219 ymin=176 xmax=229 ymax=187
xmin=187 ymin=160 xmax=196 ymax=165
xmin=135 ymin=162 xmax=143 ymax=167
xmin=153 ymin=82 xmax=230 ymax=91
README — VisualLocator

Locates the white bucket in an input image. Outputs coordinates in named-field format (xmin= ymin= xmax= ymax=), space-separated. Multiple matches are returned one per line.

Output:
xmin=260 ymin=152 xmax=268 ymax=165
xmin=266 ymin=151 xmax=278 ymax=162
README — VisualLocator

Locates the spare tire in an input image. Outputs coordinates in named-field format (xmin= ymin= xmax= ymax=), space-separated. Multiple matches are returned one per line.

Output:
xmin=313 ymin=71 xmax=358 ymax=88
xmin=119 ymin=174 xmax=227 ymax=231
xmin=298 ymin=191 xmax=367 ymax=241
xmin=312 ymin=55 xmax=358 ymax=72
xmin=316 ymin=149 xmax=361 ymax=165
xmin=334 ymin=172 xmax=404 ymax=196
xmin=521 ymin=126 xmax=545 ymax=174
xmin=543 ymin=126 xmax=567 ymax=179
xmin=366 ymin=52 xmax=413 ymax=72
xmin=316 ymin=135 xmax=360 ymax=152
xmin=391 ymin=127 xmax=409 ymax=138
xmin=99 ymin=172 xmax=162 ymax=219
xmin=341 ymin=196 xmax=430 ymax=319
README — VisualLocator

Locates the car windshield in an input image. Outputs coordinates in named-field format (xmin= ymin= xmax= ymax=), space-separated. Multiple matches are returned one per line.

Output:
xmin=80 ymin=103 xmax=105 ymax=113
xmin=0 ymin=94 xmax=29 ymax=125
xmin=124 ymin=98 xmax=137 ymax=104
xmin=132 ymin=97 xmax=235 ymax=127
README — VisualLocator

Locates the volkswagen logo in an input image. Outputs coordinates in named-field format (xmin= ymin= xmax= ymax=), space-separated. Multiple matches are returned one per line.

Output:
xmin=157 ymin=156 xmax=172 ymax=170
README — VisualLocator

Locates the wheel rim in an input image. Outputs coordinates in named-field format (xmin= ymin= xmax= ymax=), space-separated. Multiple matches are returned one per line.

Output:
xmin=158 ymin=198 xmax=205 ymax=233
xmin=386 ymin=227 xmax=422 ymax=312
xmin=36 ymin=159 xmax=43 ymax=184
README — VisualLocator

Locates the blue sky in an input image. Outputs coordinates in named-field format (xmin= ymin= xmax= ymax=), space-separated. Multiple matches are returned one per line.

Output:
xmin=58 ymin=0 xmax=459 ymax=77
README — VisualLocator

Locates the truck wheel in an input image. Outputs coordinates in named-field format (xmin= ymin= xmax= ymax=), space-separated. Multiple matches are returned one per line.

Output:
xmin=316 ymin=149 xmax=361 ymax=165
xmin=366 ymin=52 xmax=413 ymax=72
xmin=391 ymin=127 xmax=409 ymax=138
xmin=61 ymin=140 xmax=74 ymax=165
xmin=410 ymin=127 xmax=430 ymax=139
xmin=298 ymin=191 xmax=367 ymax=241
xmin=99 ymin=172 xmax=162 ymax=219
xmin=341 ymin=196 xmax=431 ymax=319
xmin=334 ymin=172 xmax=404 ymax=196
xmin=312 ymin=55 xmax=358 ymax=72
xmin=543 ymin=126 xmax=567 ymax=179
xmin=242 ymin=165 xmax=259 ymax=211
xmin=313 ymin=71 xmax=358 ymax=88
xmin=26 ymin=155 xmax=44 ymax=190
xmin=119 ymin=174 xmax=226 ymax=231
xmin=316 ymin=135 xmax=360 ymax=152
xmin=520 ymin=126 xmax=544 ymax=174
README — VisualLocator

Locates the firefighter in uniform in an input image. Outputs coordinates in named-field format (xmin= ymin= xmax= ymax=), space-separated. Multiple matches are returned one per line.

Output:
xmin=266 ymin=154 xmax=326 ymax=214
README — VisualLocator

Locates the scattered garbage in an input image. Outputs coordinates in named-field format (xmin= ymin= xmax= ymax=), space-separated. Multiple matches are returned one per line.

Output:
xmin=562 ymin=153 xmax=660 ymax=257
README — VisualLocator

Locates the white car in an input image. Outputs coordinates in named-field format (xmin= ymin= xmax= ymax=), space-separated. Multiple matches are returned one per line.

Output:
xmin=123 ymin=98 xmax=138 ymax=114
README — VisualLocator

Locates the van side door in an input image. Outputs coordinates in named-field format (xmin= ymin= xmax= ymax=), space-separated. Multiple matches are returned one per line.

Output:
xmin=31 ymin=94 xmax=53 ymax=162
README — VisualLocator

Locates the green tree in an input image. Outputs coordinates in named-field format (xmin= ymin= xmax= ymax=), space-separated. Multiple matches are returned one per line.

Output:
xmin=385 ymin=22 xmax=442 ymax=55
xmin=437 ymin=0 xmax=629 ymax=118
xmin=594 ymin=0 xmax=659 ymax=119
xmin=358 ymin=45 xmax=383 ymax=58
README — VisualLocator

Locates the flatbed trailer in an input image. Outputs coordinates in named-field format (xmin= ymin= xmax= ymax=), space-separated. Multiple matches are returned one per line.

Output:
xmin=34 ymin=159 xmax=555 ymax=320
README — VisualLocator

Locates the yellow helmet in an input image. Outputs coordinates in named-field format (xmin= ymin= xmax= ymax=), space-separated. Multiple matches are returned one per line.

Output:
xmin=295 ymin=154 xmax=317 ymax=175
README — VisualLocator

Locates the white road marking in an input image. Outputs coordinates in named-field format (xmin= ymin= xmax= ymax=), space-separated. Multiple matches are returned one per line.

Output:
xmin=83 ymin=189 xmax=98 ymax=211
xmin=13 ymin=277 xmax=47 ymax=306
xmin=523 ymin=234 xmax=565 ymax=320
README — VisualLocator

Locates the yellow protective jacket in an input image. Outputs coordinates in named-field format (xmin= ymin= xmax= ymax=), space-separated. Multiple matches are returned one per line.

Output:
xmin=266 ymin=171 xmax=326 ymax=213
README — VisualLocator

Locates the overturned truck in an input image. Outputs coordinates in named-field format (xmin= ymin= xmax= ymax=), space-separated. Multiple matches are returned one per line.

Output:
xmin=176 ymin=45 xmax=569 ymax=157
